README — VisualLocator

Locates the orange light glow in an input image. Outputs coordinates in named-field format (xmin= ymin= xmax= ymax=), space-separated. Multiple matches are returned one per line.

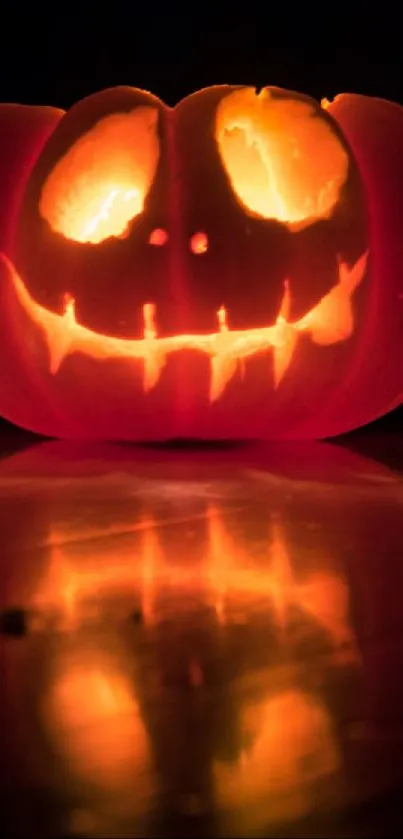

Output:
xmin=148 ymin=227 xmax=168 ymax=246
xmin=3 ymin=250 xmax=367 ymax=398
xmin=142 ymin=302 xmax=157 ymax=339
xmin=39 ymin=107 xmax=160 ymax=243
xmin=205 ymin=511 xmax=358 ymax=654
xmin=190 ymin=231 xmax=208 ymax=254
xmin=42 ymin=652 xmax=151 ymax=792
xmin=33 ymin=506 xmax=357 ymax=658
xmin=215 ymin=88 xmax=349 ymax=229
xmin=214 ymin=689 xmax=340 ymax=828
xmin=217 ymin=305 xmax=228 ymax=332
xmin=35 ymin=505 xmax=352 ymax=824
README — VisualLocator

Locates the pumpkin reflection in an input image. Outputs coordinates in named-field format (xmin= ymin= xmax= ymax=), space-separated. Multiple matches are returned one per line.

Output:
xmin=33 ymin=505 xmax=357 ymax=666
xmin=0 ymin=443 xmax=366 ymax=833
xmin=30 ymin=501 xmax=357 ymax=827
xmin=42 ymin=645 xmax=151 ymax=797
xmin=214 ymin=688 xmax=340 ymax=827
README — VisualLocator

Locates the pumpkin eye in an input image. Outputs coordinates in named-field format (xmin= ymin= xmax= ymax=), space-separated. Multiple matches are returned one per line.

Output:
xmin=39 ymin=107 xmax=160 ymax=244
xmin=215 ymin=88 xmax=349 ymax=229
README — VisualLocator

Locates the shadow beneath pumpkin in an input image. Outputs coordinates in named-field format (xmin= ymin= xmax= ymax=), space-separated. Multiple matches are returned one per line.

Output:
xmin=138 ymin=437 xmax=250 ymax=451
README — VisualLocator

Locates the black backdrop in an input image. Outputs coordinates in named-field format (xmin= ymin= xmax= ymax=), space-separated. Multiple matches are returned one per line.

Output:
xmin=0 ymin=6 xmax=402 ymax=112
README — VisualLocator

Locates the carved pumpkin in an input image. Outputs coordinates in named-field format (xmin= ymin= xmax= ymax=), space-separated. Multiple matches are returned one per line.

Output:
xmin=0 ymin=85 xmax=402 ymax=440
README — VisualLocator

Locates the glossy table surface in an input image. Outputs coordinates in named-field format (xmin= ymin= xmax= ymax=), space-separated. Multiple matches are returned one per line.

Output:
xmin=1 ymin=430 xmax=403 ymax=837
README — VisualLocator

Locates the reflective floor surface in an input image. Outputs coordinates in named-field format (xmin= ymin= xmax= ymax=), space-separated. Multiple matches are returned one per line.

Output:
xmin=0 ymin=432 xmax=403 ymax=837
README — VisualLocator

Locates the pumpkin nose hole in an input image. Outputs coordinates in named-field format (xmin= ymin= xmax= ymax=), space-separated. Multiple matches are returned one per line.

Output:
xmin=190 ymin=231 xmax=208 ymax=254
xmin=148 ymin=228 xmax=168 ymax=246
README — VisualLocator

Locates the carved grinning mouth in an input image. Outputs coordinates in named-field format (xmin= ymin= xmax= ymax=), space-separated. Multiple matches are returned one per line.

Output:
xmin=4 ymin=251 xmax=368 ymax=400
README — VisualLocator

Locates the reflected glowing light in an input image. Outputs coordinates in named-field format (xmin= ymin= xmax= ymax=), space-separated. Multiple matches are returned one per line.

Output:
xmin=39 ymin=107 xmax=160 ymax=243
xmin=43 ymin=653 xmax=151 ymax=791
xmin=216 ymin=88 xmax=349 ymax=228
xmin=33 ymin=523 xmax=164 ymax=629
xmin=33 ymin=506 xmax=358 ymax=661
xmin=2 ymin=249 xmax=367 ymax=398
xmin=206 ymin=512 xmax=358 ymax=658
xmin=215 ymin=689 xmax=340 ymax=827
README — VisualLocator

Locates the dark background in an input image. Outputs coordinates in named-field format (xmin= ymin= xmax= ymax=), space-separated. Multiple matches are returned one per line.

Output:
xmin=0 ymin=7 xmax=401 ymax=110
xmin=0 ymin=4 xmax=402 ymax=439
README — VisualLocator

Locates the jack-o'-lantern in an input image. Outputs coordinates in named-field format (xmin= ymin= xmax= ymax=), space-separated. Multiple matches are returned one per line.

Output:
xmin=0 ymin=85 xmax=402 ymax=441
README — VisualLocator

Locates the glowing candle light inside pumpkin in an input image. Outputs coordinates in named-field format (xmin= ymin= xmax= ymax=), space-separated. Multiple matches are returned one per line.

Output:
xmin=215 ymin=88 xmax=348 ymax=228
xmin=148 ymin=227 xmax=168 ymax=246
xmin=62 ymin=292 xmax=76 ymax=320
xmin=217 ymin=305 xmax=228 ymax=333
xmin=190 ymin=231 xmax=208 ymax=254
xmin=143 ymin=302 xmax=158 ymax=340
xmin=2 ymin=245 xmax=366 ymax=403
xmin=4 ymin=80 xmax=403 ymax=443
xmin=81 ymin=187 xmax=141 ymax=241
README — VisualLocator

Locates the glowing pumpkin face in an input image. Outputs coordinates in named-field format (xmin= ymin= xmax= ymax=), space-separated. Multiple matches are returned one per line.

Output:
xmin=0 ymin=85 xmax=402 ymax=440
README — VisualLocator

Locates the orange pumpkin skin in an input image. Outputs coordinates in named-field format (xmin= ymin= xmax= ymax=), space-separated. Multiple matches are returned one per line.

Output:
xmin=0 ymin=85 xmax=401 ymax=441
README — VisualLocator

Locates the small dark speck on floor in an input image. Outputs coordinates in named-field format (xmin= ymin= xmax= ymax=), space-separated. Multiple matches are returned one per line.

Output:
xmin=0 ymin=607 xmax=29 ymax=638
